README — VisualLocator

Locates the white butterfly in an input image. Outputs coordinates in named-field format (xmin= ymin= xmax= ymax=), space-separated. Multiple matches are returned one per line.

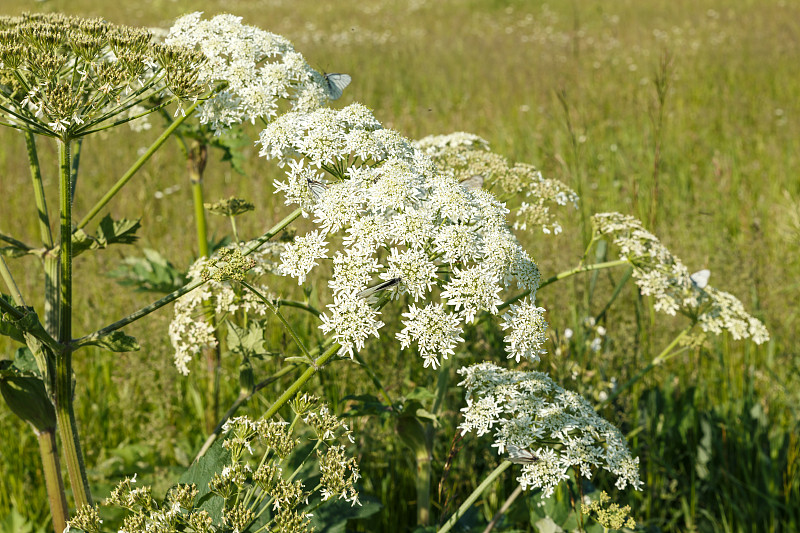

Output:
xmin=459 ymin=174 xmax=484 ymax=190
xmin=306 ymin=178 xmax=328 ymax=201
xmin=507 ymin=445 xmax=539 ymax=464
xmin=689 ymin=269 xmax=710 ymax=290
xmin=356 ymin=278 xmax=401 ymax=302
xmin=323 ymin=73 xmax=351 ymax=100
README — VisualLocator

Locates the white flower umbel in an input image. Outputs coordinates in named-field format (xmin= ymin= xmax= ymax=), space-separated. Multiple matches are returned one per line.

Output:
xmin=258 ymin=104 xmax=541 ymax=362
xmin=458 ymin=362 xmax=643 ymax=498
xmin=278 ymin=230 xmax=328 ymax=284
xmin=440 ymin=266 xmax=504 ymax=324
xmin=501 ymin=299 xmax=548 ymax=363
xmin=169 ymin=241 xmax=283 ymax=374
xmin=166 ymin=13 xmax=333 ymax=132
xmin=397 ymin=303 xmax=464 ymax=369
xmin=319 ymin=293 xmax=385 ymax=358
xmin=592 ymin=212 xmax=769 ymax=344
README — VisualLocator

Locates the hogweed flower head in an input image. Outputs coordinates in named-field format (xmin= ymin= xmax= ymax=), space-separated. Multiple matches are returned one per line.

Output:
xmin=258 ymin=104 xmax=544 ymax=364
xmin=592 ymin=212 xmax=769 ymax=344
xmin=415 ymin=132 xmax=579 ymax=235
xmin=205 ymin=196 xmax=255 ymax=217
xmin=458 ymin=362 xmax=643 ymax=497
xmin=0 ymin=13 xmax=206 ymax=139
xmin=169 ymin=240 xmax=284 ymax=374
xmin=582 ymin=490 xmax=637 ymax=530
xmin=166 ymin=12 xmax=335 ymax=133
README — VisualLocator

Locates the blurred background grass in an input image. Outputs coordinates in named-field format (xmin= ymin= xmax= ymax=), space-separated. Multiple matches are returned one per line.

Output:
xmin=0 ymin=0 xmax=798 ymax=531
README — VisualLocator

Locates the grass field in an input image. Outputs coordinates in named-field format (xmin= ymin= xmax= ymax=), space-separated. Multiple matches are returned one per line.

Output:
xmin=1 ymin=0 xmax=798 ymax=531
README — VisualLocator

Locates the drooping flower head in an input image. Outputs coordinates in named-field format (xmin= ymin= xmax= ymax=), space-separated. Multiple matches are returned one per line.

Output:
xmin=458 ymin=362 xmax=643 ymax=497
xmin=592 ymin=212 xmax=769 ymax=344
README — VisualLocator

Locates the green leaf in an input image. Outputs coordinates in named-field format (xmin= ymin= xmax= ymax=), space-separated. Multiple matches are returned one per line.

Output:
xmin=96 ymin=214 xmax=141 ymax=246
xmin=0 ymin=296 xmax=25 ymax=343
xmin=109 ymin=249 xmax=188 ymax=293
xmin=77 ymin=330 xmax=140 ymax=352
xmin=211 ymin=128 xmax=249 ymax=176
xmin=178 ymin=438 xmax=230 ymax=522
xmin=342 ymin=394 xmax=391 ymax=417
xmin=0 ymin=361 xmax=56 ymax=432
xmin=72 ymin=215 xmax=142 ymax=257
xmin=226 ymin=320 xmax=268 ymax=358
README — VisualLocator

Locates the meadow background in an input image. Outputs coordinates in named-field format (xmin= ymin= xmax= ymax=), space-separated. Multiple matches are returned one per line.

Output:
xmin=0 ymin=0 xmax=798 ymax=531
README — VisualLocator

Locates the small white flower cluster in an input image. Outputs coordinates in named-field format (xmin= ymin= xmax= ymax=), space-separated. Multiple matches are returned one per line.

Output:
xmin=166 ymin=13 xmax=332 ymax=132
xmin=168 ymin=241 xmax=284 ymax=374
xmin=458 ymin=362 xmax=643 ymax=497
xmin=592 ymin=212 xmax=769 ymax=344
xmin=258 ymin=104 xmax=543 ymax=366
xmin=415 ymin=132 xmax=579 ymax=235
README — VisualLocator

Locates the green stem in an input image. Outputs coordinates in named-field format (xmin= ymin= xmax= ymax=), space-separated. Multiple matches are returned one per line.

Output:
xmin=55 ymin=138 xmax=92 ymax=508
xmin=437 ymin=460 xmax=513 ymax=533
xmin=599 ymin=325 xmax=693 ymax=408
xmin=497 ymin=259 xmax=630 ymax=314
xmin=76 ymin=99 xmax=201 ymax=229
xmin=0 ymin=256 xmax=25 ymax=306
xmin=24 ymin=131 xmax=61 ymax=338
xmin=241 ymin=281 xmax=312 ymax=361
xmin=37 ymin=428 xmax=68 ymax=533
xmin=25 ymin=131 xmax=54 ymax=248
xmin=187 ymin=142 xmax=219 ymax=433
xmin=75 ymin=208 xmax=303 ymax=345
xmin=261 ymin=343 xmax=341 ymax=422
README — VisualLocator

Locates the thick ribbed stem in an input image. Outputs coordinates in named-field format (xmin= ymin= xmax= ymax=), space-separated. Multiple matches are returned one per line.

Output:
xmin=54 ymin=138 xmax=92 ymax=508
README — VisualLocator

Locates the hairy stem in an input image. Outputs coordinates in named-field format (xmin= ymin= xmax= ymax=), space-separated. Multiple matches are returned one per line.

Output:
xmin=55 ymin=138 xmax=92 ymax=508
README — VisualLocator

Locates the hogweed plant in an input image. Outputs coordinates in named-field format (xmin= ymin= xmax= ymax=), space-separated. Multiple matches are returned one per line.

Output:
xmin=0 ymin=10 xmax=770 ymax=533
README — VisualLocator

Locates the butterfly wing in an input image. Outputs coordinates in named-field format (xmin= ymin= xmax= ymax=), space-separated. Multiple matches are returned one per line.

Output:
xmin=507 ymin=445 xmax=539 ymax=464
xmin=690 ymin=269 xmax=710 ymax=289
xmin=324 ymin=73 xmax=352 ymax=100
xmin=306 ymin=179 xmax=328 ymax=201
xmin=460 ymin=174 xmax=484 ymax=190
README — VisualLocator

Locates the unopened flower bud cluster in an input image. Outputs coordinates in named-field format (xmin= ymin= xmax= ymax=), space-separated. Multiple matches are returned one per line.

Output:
xmin=0 ymin=13 xmax=206 ymax=138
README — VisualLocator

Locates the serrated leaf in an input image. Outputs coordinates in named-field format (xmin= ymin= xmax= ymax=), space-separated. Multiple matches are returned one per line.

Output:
xmin=96 ymin=214 xmax=141 ymax=246
xmin=109 ymin=249 xmax=187 ymax=293
xmin=78 ymin=330 xmax=140 ymax=352
xmin=226 ymin=320 xmax=268 ymax=358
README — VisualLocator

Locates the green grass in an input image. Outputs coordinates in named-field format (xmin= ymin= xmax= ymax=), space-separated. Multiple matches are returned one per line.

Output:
xmin=1 ymin=0 xmax=799 ymax=531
